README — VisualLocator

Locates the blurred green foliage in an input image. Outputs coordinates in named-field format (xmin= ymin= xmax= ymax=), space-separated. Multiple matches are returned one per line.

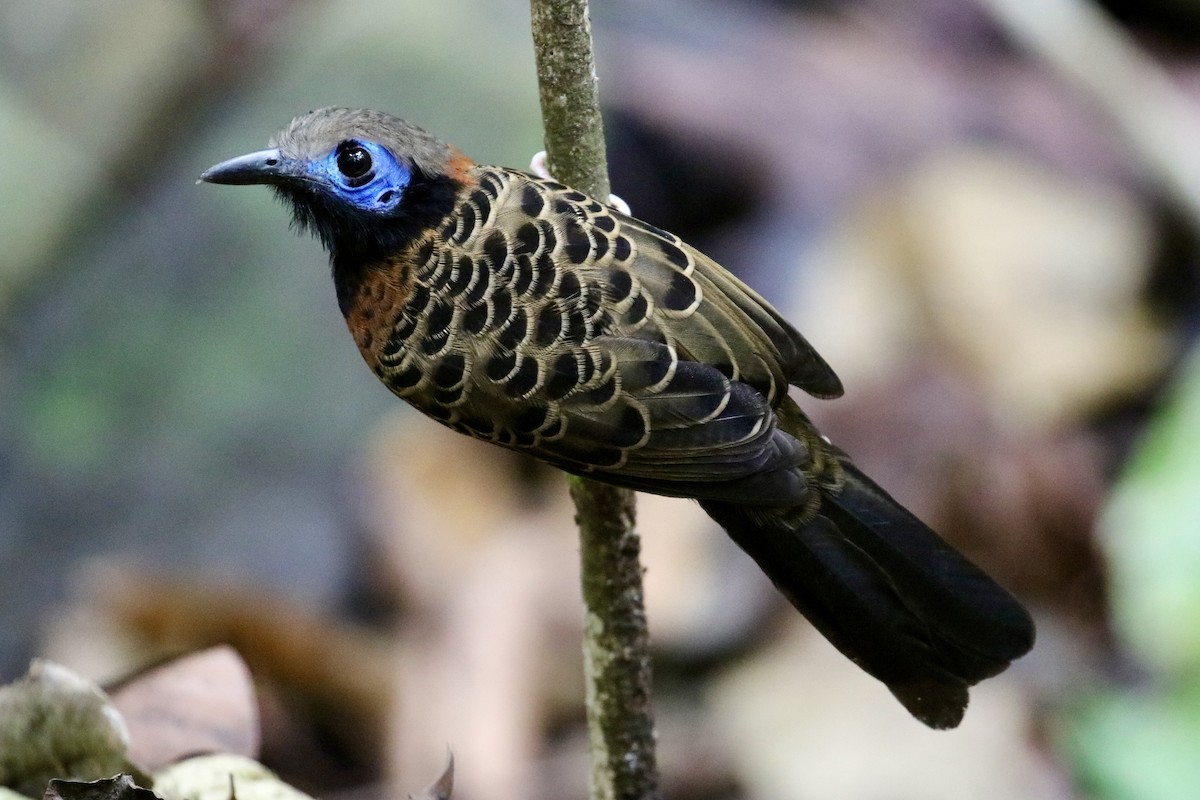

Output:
xmin=1067 ymin=341 xmax=1200 ymax=799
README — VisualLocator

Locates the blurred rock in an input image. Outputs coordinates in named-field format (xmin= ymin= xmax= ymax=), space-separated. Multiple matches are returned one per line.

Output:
xmin=710 ymin=624 xmax=1071 ymax=800
xmin=0 ymin=660 xmax=135 ymax=797
xmin=797 ymin=146 xmax=1170 ymax=430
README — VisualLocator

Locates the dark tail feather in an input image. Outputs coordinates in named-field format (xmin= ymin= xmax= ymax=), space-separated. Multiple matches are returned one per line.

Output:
xmin=700 ymin=459 xmax=1035 ymax=729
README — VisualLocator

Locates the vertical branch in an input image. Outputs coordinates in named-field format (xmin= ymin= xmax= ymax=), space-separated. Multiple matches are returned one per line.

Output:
xmin=528 ymin=3 xmax=659 ymax=799
xmin=568 ymin=477 xmax=657 ymax=800
xmin=529 ymin=0 xmax=611 ymax=200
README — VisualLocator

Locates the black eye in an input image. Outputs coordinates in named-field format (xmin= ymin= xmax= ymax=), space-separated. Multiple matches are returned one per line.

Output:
xmin=336 ymin=143 xmax=372 ymax=179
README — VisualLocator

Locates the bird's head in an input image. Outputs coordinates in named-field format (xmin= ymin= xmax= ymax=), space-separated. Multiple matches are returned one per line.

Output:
xmin=201 ymin=107 xmax=467 ymax=259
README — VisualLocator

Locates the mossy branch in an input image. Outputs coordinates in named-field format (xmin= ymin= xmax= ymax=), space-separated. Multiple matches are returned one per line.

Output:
xmin=529 ymin=0 xmax=611 ymax=200
xmin=528 ymin=2 xmax=659 ymax=799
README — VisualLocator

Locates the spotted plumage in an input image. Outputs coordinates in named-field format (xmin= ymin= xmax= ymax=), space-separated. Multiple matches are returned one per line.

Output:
xmin=202 ymin=107 xmax=1034 ymax=728
xmin=340 ymin=163 xmax=833 ymax=488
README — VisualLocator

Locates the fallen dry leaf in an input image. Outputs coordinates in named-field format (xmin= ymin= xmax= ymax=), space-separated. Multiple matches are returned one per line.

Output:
xmin=153 ymin=755 xmax=313 ymax=800
xmin=109 ymin=646 xmax=260 ymax=772
xmin=409 ymin=752 xmax=453 ymax=800
xmin=44 ymin=775 xmax=159 ymax=800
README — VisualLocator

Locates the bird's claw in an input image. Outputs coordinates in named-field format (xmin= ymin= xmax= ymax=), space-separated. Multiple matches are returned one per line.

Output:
xmin=529 ymin=150 xmax=551 ymax=181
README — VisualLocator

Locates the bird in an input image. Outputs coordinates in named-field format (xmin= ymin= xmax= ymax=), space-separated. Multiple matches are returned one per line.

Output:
xmin=201 ymin=107 xmax=1035 ymax=728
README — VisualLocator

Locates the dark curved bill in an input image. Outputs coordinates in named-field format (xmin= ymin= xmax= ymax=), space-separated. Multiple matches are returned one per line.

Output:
xmin=200 ymin=148 xmax=288 ymax=185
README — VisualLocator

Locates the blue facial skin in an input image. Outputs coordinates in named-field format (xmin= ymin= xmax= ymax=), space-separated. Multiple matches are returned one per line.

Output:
xmin=315 ymin=140 xmax=411 ymax=215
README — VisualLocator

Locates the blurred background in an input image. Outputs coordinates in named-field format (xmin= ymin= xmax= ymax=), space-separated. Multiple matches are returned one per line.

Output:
xmin=2 ymin=0 xmax=1200 ymax=797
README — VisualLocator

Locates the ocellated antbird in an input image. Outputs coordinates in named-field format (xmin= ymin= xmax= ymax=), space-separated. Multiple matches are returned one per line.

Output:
xmin=202 ymin=107 xmax=1034 ymax=728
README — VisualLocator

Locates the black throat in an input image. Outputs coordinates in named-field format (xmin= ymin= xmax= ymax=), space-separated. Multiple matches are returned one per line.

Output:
xmin=279 ymin=172 xmax=460 ymax=316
